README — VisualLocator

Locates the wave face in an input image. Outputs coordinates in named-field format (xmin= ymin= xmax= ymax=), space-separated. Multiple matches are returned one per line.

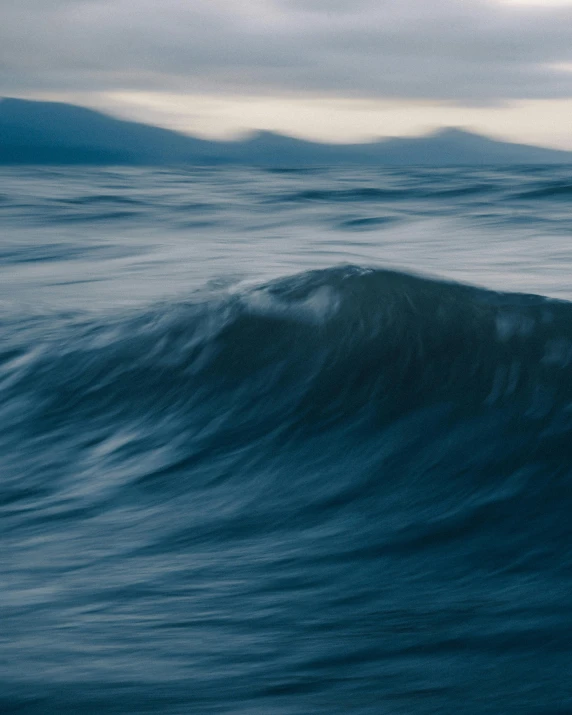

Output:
xmin=2 ymin=264 xmax=572 ymax=714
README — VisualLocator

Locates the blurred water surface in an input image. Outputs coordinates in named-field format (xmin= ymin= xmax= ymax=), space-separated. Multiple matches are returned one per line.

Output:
xmin=2 ymin=165 xmax=572 ymax=714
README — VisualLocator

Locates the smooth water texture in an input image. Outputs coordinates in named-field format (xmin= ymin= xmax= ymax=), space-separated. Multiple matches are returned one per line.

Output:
xmin=2 ymin=166 xmax=572 ymax=714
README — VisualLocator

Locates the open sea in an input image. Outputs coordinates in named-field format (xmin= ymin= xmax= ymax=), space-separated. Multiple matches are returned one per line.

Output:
xmin=2 ymin=165 xmax=572 ymax=714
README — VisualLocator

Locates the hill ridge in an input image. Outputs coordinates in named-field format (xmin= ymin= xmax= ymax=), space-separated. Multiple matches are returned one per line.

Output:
xmin=2 ymin=98 xmax=571 ymax=166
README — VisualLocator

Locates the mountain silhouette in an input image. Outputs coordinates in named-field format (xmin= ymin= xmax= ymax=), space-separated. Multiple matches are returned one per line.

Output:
xmin=2 ymin=98 xmax=571 ymax=166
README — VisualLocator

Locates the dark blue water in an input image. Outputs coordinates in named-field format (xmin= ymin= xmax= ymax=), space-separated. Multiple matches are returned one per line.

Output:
xmin=2 ymin=166 xmax=572 ymax=714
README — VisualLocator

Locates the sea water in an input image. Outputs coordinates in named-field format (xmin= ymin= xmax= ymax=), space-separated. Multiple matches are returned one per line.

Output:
xmin=2 ymin=165 xmax=572 ymax=713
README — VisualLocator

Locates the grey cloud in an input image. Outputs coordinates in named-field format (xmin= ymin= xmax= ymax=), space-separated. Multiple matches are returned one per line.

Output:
xmin=2 ymin=0 xmax=572 ymax=101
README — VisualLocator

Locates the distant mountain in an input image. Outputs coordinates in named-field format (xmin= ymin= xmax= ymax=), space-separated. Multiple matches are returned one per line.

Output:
xmin=2 ymin=97 xmax=571 ymax=166
xmin=0 ymin=97 xmax=219 ymax=165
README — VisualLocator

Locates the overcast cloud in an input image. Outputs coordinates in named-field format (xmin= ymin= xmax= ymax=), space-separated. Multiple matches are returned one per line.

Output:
xmin=2 ymin=0 xmax=572 ymax=102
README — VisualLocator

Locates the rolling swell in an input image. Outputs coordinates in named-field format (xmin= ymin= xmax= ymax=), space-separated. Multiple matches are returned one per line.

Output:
xmin=3 ymin=266 xmax=572 ymax=713
xmin=512 ymin=179 xmax=572 ymax=200
xmin=4 ymin=266 xmax=572 ymax=544
xmin=277 ymin=183 xmax=497 ymax=204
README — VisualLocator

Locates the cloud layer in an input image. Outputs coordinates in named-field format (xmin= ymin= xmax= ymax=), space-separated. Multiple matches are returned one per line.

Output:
xmin=3 ymin=0 xmax=572 ymax=103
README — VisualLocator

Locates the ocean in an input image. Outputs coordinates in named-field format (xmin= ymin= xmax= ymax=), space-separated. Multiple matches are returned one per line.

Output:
xmin=2 ymin=165 xmax=572 ymax=714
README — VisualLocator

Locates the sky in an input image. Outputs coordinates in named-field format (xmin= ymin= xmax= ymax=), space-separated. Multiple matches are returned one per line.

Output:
xmin=3 ymin=0 xmax=572 ymax=147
